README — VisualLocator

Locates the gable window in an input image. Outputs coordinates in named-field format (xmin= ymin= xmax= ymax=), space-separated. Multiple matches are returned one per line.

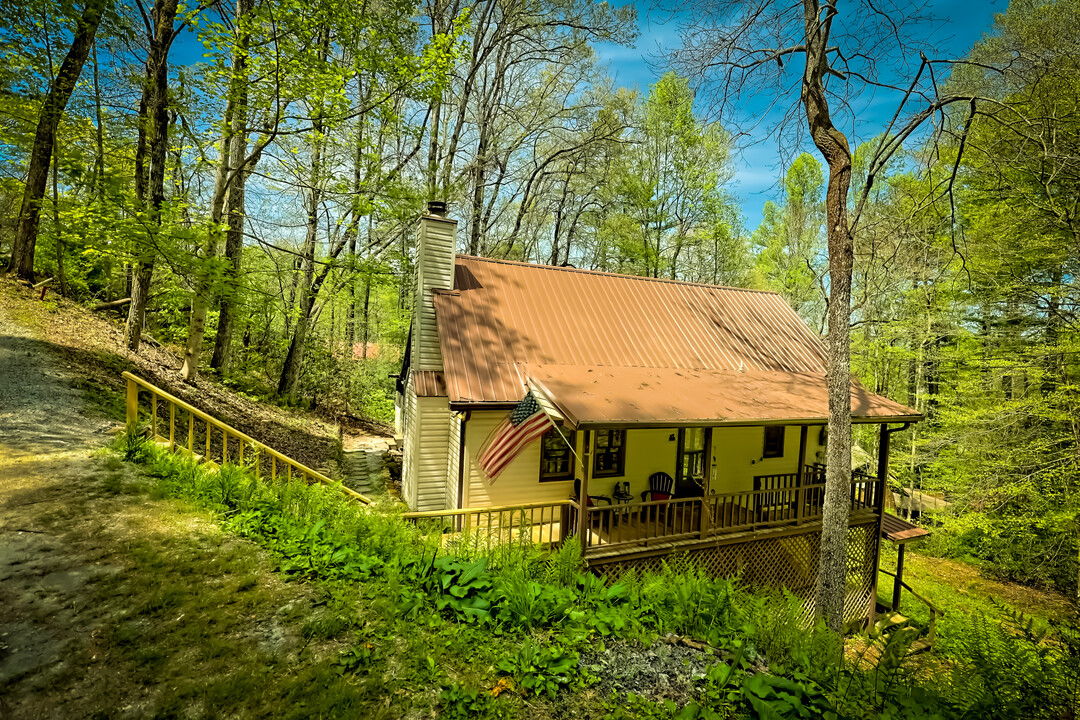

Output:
xmin=763 ymin=426 xmax=785 ymax=459
xmin=539 ymin=428 xmax=576 ymax=482
xmin=593 ymin=429 xmax=626 ymax=477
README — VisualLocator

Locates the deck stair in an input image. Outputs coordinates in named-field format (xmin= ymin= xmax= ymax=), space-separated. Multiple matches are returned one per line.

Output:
xmin=871 ymin=608 xmax=933 ymax=657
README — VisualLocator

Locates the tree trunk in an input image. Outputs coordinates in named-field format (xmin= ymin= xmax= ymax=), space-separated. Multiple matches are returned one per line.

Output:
xmin=184 ymin=0 xmax=253 ymax=382
xmin=125 ymin=0 xmax=179 ymax=352
xmin=277 ymin=30 xmax=329 ymax=400
xmin=52 ymin=141 xmax=68 ymax=297
xmin=92 ymin=40 xmax=105 ymax=193
xmin=208 ymin=152 xmax=253 ymax=373
xmin=802 ymin=0 xmax=855 ymax=634
xmin=7 ymin=0 xmax=107 ymax=281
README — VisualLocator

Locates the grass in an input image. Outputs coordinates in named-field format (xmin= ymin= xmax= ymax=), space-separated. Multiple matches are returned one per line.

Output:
xmin=876 ymin=541 xmax=1073 ymax=657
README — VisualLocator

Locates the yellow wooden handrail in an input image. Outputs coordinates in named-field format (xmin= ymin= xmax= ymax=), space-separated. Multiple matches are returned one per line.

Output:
xmin=401 ymin=499 xmax=573 ymax=519
xmin=401 ymin=499 xmax=576 ymax=548
xmin=123 ymin=371 xmax=370 ymax=504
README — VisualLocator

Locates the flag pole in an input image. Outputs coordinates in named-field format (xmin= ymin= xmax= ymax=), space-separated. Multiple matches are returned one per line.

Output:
xmin=525 ymin=379 xmax=581 ymax=465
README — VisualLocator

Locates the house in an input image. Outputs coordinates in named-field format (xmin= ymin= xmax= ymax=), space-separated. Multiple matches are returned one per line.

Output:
xmin=396 ymin=202 xmax=924 ymax=625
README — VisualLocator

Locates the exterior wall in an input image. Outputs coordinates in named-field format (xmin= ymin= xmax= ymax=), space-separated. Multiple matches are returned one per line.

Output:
xmin=400 ymin=209 xmax=457 ymax=511
xmin=586 ymin=428 xmax=678 ymax=501
xmin=462 ymin=410 xmax=579 ymax=507
xmin=413 ymin=396 xmax=451 ymax=511
xmin=402 ymin=377 xmax=418 ymax=507
xmin=446 ymin=412 xmax=462 ymax=510
xmin=456 ymin=420 xmax=828 ymax=509
xmin=709 ymin=424 xmax=826 ymax=494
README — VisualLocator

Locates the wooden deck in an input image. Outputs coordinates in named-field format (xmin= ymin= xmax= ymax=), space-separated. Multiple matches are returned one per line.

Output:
xmin=401 ymin=473 xmax=886 ymax=565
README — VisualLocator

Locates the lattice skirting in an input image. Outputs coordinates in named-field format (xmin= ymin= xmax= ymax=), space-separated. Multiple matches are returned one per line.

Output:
xmin=589 ymin=522 xmax=879 ymax=626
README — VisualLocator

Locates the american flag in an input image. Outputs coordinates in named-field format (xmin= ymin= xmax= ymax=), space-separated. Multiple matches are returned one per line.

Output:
xmin=478 ymin=392 xmax=553 ymax=483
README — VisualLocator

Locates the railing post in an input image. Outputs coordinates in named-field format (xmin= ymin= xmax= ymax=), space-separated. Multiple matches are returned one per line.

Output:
xmin=126 ymin=377 xmax=139 ymax=428
xmin=578 ymin=429 xmax=592 ymax=558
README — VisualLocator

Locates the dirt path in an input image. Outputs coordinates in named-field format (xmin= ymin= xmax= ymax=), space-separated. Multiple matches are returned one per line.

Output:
xmin=0 ymin=308 xmax=339 ymax=719
xmin=0 ymin=315 xmax=121 ymax=703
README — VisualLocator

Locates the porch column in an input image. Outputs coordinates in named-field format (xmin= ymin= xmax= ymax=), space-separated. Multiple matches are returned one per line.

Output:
xmin=877 ymin=423 xmax=892 ymax=508
xmin=869 ymin=423 xmax=894 ymax=627
xmin=578 ymin=429 xmax=592 ymax=557
xmin=796 ymin=425 xmax=808 ymax=524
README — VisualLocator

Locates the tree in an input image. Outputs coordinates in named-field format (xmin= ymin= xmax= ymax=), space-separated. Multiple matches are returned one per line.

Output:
xmin=6 ymin=0 xmax=108 ymax=282
xmin=124 ymin=0 xmax=180 ymax=352
xmin=666 ymin=0 xmax=984 ymax=630
xmin=179 ymin=0 xmax=254 ymax=383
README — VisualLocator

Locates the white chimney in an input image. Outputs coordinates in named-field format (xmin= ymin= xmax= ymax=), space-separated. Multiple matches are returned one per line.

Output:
xmin=414 ymin=201 xmax=456 ymax=371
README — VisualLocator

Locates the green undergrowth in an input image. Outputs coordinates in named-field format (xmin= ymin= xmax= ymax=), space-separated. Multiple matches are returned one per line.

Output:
xmin=116 ymin=429 xmax=1080 ymax=719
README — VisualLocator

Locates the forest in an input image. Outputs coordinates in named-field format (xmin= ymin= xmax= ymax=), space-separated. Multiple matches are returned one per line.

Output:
xmin=1 ymin=0 xmax=1078 ymax=629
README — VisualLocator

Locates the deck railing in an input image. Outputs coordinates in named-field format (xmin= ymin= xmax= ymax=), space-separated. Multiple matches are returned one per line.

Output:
xmin=401 ymin=500 xmax=576 ymax=549
xmin=123 ymin=371 xmax=371 ymax=504
xmin=582 ymin=475 xmax=884 ymax=553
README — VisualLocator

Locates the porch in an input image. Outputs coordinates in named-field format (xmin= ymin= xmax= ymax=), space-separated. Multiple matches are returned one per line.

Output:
xmin=402 ymin=469 xmax=885 ymax=561
xmin=579 ymin=467 xmax=882 ymax=558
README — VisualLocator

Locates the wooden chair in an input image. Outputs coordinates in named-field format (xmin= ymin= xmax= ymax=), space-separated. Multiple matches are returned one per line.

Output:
xmin=641 ymin=472 xmax=674 ymax=502
xmin=640 ymin=472 xmax=675 ymax=525
xmin=573 ymin=478 xmax=612 ymax=534
xmin=573 ymin=478 xmax=612 ymax=507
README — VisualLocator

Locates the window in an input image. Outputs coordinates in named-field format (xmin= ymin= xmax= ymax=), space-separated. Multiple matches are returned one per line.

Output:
xmin=593 ymin=429 xmax=626 ymax=477
xmin=762 ymin=426 xmax=785 ymax=458
xmin=539 ymin=428 xmax=576 ymax=481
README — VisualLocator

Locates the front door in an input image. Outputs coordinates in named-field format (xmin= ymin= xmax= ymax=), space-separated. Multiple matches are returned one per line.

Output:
xmin=675 ymin=428 xmax=711 ymax=497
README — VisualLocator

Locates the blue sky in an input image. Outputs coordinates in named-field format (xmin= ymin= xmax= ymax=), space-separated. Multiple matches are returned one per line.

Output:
xmin=170 ymin=0 xmax=1007 ymax=233
xmin=595 ymin=0 xmax=1009 ymax=228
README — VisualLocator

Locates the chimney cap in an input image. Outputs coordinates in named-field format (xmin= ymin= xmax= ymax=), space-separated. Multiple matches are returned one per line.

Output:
xmin=426 ymin=200 xmax=448 ymax=217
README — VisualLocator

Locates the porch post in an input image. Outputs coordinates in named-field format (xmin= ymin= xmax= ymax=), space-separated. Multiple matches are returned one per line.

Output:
xmin=796 ymin=425 xmax=808 ymax=524
xmin=578 ymin=429 xmax=592 ymax=558
xmin=892 ymin=543 xmax=906 ymax=612
xmin=868 ymin=423 xmax=894 ymax=627
xmin=876 ymin=423 xmax=891 ymax=504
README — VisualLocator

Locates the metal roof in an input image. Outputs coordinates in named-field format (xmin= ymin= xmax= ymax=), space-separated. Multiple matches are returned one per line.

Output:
xmin=431 ymin=255 xmax=921 ymax=424
xmin=881 ymin=513 xmax=931 ymax=544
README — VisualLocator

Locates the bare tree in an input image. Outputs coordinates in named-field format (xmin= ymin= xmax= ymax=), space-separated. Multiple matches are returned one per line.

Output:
xmin=664 ymin=0 xmax=985 ymax=631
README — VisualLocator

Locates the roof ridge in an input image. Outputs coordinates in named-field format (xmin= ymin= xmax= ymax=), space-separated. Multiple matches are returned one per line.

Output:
xmin=455 ymin=254 xmax=782 ymax=295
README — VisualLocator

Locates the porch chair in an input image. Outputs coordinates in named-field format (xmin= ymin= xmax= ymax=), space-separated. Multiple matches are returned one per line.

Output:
xmin=640 ymin=472 xmax=675 ymax=525
xmin=573 ymin=478 xmax=613 ymax=534
xmin=573 ymin=478 xmax=612 ymax=507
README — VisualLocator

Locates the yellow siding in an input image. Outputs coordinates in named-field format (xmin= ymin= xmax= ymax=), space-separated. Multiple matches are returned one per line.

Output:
xmin=462 ymin=411 xmax=577 ymax=507
xmin=587 ymin=428 xmax=678 ymax=501
xmin=710 ymin=425 xmax=825 ymax=494
xmin=456 ymin=416 xmax=829 ymax=509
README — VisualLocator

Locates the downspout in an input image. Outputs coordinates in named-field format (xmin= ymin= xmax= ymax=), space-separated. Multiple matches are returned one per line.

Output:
xmin=456 ymin=410 xmax=470 ymax=509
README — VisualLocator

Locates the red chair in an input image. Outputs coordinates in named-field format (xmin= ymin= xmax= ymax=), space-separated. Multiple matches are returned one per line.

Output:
xmin=573 ymin=478 xmax=612 ymax=507
xmin=640 ymin=472 xmax=675 ymax=525
xmin=641 ymin=472 xmax=674 ymax=502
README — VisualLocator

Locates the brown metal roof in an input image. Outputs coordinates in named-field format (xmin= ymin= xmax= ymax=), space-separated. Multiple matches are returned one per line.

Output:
xmin=881 ymin=513 xmax=931 ymax=543
xmin=432 ymin=256 xmax=921 ymax=424
xmin=527 ymin=366 xmax=920 ymax=428
xmin=410 ymin=370 xmax=447 ymax=397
